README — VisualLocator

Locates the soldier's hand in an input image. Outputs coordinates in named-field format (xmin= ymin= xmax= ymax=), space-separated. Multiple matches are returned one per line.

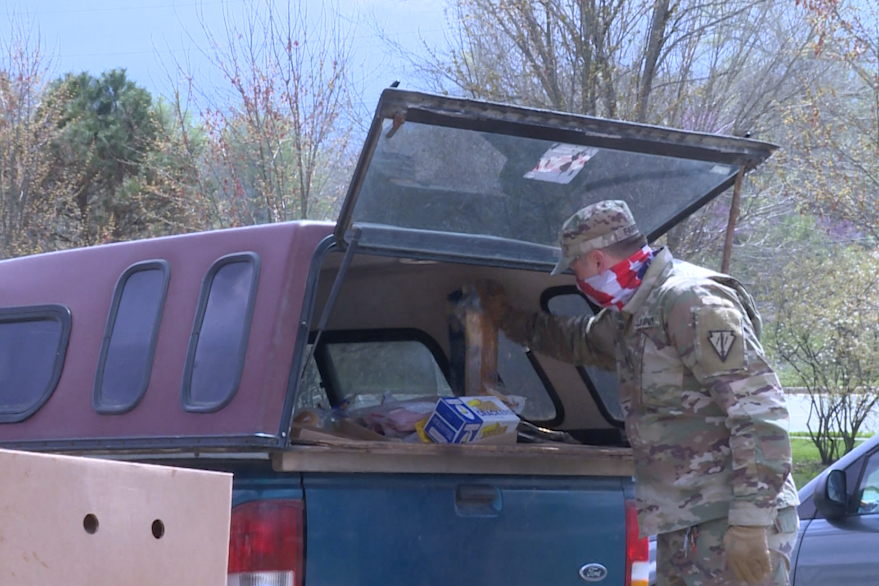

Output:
xmin=473 ymin=280 xmax=511 ymax=326
xmin=724 ymin=525 xmax=771 ymax=584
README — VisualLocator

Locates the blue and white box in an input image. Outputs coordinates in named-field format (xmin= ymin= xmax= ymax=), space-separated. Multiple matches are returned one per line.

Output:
xmin=423 ymin=397 xmax=519 ymax=444
xmin=423 ymin=398 xmax=483 ymax=443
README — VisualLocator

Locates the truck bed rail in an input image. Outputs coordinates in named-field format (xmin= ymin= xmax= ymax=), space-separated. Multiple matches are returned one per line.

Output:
xmin=273 ymin=441 xmax=634 ymax=476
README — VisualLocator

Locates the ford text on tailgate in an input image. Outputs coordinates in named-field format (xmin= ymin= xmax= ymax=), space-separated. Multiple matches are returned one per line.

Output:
xmin=0 ymin=88 xmax=774 ymax=585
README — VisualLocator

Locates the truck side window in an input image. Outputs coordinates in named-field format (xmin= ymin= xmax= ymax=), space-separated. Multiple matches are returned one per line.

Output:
xmin=182 ymin=253 xmax=260 ymax=412
xmin=94 ymin=261 xmax=170 ymax=414
xmin=857 ymin=451 xmax=879 ymax=515
xmin=546 ymin=291 xmax=624 ymax=422
xmin=0 ymin=305 xmax=71 ymax=423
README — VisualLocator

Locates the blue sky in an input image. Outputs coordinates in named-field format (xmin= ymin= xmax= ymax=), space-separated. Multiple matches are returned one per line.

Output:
xmin=2 ymin=0 xmax=447 ymax=111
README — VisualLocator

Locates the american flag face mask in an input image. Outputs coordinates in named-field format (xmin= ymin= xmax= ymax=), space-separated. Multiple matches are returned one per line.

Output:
xmin=576 ymin=245 xmax=655 ymax=311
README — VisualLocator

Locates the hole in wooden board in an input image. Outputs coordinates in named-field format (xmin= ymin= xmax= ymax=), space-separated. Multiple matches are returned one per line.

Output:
xmin=151 ymin=519 xmax=165 ymax=539
xmin=83 ymin=514 xmax=99 ymax=534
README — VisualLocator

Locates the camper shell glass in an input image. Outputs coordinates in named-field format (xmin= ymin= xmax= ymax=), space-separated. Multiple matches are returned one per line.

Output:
xmin=0 ymin=305 xmax=72 ymax=423
xmin=94 ymin=260 xmax=171 ymax=414
xmin=181 ymin=252 xmax=261 ymax=413
xmin=335 ymin=89 xmax=778 ymax=268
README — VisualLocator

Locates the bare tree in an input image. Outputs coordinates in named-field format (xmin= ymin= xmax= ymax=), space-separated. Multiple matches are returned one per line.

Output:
xmin=167 ymin=0 xmax=357 ymax=228
xmin=388 ymin=0 xmax=812 ymax=125
xmin=781 ymin=0 xmax=879 ymax=243
xmin=381 ymin=0 xmax=817 ymax=266
xmin=0 ymin=15 xmax=80 ymax=258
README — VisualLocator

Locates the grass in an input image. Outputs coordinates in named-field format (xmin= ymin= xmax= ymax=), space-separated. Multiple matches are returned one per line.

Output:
xmin=790 ymin=431 xmax=875 ymax=439
xmin=791 ymin=437 xmax=826 ymax=489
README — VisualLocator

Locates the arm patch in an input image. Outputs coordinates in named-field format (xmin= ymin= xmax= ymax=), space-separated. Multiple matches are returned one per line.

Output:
xmin=694 ymin=305 xmax=746 ymax=377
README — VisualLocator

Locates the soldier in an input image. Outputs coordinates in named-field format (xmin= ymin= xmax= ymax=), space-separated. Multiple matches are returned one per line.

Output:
xmin=478 ymin=200 xmax=800 ymax=586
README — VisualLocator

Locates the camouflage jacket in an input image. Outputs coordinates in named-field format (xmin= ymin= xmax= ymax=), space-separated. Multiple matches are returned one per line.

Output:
xmin=502 ymin=248 xmax=799 ymax=536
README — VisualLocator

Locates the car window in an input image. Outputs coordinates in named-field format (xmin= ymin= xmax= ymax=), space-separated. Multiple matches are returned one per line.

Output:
xmin=446 ymin=297 xmax=559 ymax=423
xmin=325 ymin=337 xmax=452 ymax=410
xmin=857 ymin=451 xmax=879 ymax=514
xmin=545 ymin=292 xmax=623 ymax=422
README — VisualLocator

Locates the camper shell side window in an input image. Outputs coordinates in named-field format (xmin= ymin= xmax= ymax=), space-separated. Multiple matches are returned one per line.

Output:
xmin=181 ymin=252 xmax=260 ymax=413
xmin=0 ymin=305 xmax=71 ymax=423
xmin=94 ymin=260 xmax=170 ymax=414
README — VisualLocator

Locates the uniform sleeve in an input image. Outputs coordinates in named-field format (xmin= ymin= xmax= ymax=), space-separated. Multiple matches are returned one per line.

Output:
xmin=499 ymin=306 xmax=617 ymax=371
xmin=665 ymin=286 xmax=793 ymax=526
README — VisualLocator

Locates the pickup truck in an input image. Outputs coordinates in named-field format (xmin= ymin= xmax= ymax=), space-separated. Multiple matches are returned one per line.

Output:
xmin=0 ymin=89 xmax=775 ymax=585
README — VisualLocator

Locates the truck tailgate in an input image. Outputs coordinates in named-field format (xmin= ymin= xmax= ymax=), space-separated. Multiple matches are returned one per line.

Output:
xmin=303 ymin=473 xmax=627 ymax=585
xmin=274 ymin=442 xmax=634 ymax=585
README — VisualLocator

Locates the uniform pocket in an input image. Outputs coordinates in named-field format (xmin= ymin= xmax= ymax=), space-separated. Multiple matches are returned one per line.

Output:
xmin=773 ymin=506 xmax=799 ymax=534
xmin=637 ymin=326 xmax=684 ymax=408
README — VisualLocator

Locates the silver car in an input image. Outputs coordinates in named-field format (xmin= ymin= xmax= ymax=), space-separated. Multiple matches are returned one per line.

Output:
xmin=792 ymin=433 xmax=879 ymax=584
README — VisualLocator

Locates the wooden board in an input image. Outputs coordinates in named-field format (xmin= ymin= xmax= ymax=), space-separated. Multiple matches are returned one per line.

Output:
xmin=290 ymin=420 xmax=392 ymax=443
xmin=274 ymin=440 xmax=634 ymax=477
xmin=0 ymin=448 xmax=232 ymax=585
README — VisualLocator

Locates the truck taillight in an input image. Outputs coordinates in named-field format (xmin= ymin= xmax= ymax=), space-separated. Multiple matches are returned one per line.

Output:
xmin=625 ymin=499 xmax=650 ymax=586
xmin=228 ymin=499 xmax=304 ymax=586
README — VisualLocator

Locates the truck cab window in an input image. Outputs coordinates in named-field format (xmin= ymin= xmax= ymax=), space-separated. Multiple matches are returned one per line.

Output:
xmin=323 ymin=335 xmax=452 ymax=410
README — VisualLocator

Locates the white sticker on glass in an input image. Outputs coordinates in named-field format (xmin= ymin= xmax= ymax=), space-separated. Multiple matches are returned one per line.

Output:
xmin=524 ymin=144 xmax=598 ymax=184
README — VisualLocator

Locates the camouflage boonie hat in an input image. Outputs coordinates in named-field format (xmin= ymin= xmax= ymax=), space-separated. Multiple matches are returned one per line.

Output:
xmin=551 ymin=200 xmax=641 ymax=275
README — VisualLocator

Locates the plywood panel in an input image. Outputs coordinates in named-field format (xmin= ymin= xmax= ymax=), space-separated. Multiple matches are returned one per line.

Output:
xmin=0 ymin=449 xmax=232 ymax=585
xmin=275 ymin=441 xmax=634 ymax=476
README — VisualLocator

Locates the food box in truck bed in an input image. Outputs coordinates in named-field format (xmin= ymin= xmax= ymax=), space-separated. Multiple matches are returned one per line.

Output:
xmin=0 ymin=448 xmax=232 ymax=585
xmin=423 ymin=396 xmax=520 ymax=444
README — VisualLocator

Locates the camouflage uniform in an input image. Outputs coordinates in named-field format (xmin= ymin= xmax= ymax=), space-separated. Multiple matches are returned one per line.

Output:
xmin=657 ymin=506 xmax=800 ymax=586
xmin=498 ymin=201 xmax=800 ymax=586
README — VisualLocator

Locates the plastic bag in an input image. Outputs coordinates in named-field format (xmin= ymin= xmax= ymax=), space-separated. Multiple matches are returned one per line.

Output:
xmin=483 ymin=382 xmax=527 ymax=415
xmin=347 ymin=397 xmax=439 ymax=439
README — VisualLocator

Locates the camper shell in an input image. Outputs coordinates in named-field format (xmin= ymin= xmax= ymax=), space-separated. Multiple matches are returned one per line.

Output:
xmin=0 ymin=88 xmax=775 ymax=454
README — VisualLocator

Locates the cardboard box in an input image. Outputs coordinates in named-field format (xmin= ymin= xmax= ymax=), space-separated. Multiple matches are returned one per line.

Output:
xmin=423 ymin=396 xmax=519 ymax=444
xmin=0 ymin=448 xmax=232 ymax=585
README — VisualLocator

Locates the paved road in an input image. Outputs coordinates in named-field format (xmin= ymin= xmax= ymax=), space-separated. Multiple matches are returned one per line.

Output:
xmin=786 ymin=392 xmax=879 ymax=433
